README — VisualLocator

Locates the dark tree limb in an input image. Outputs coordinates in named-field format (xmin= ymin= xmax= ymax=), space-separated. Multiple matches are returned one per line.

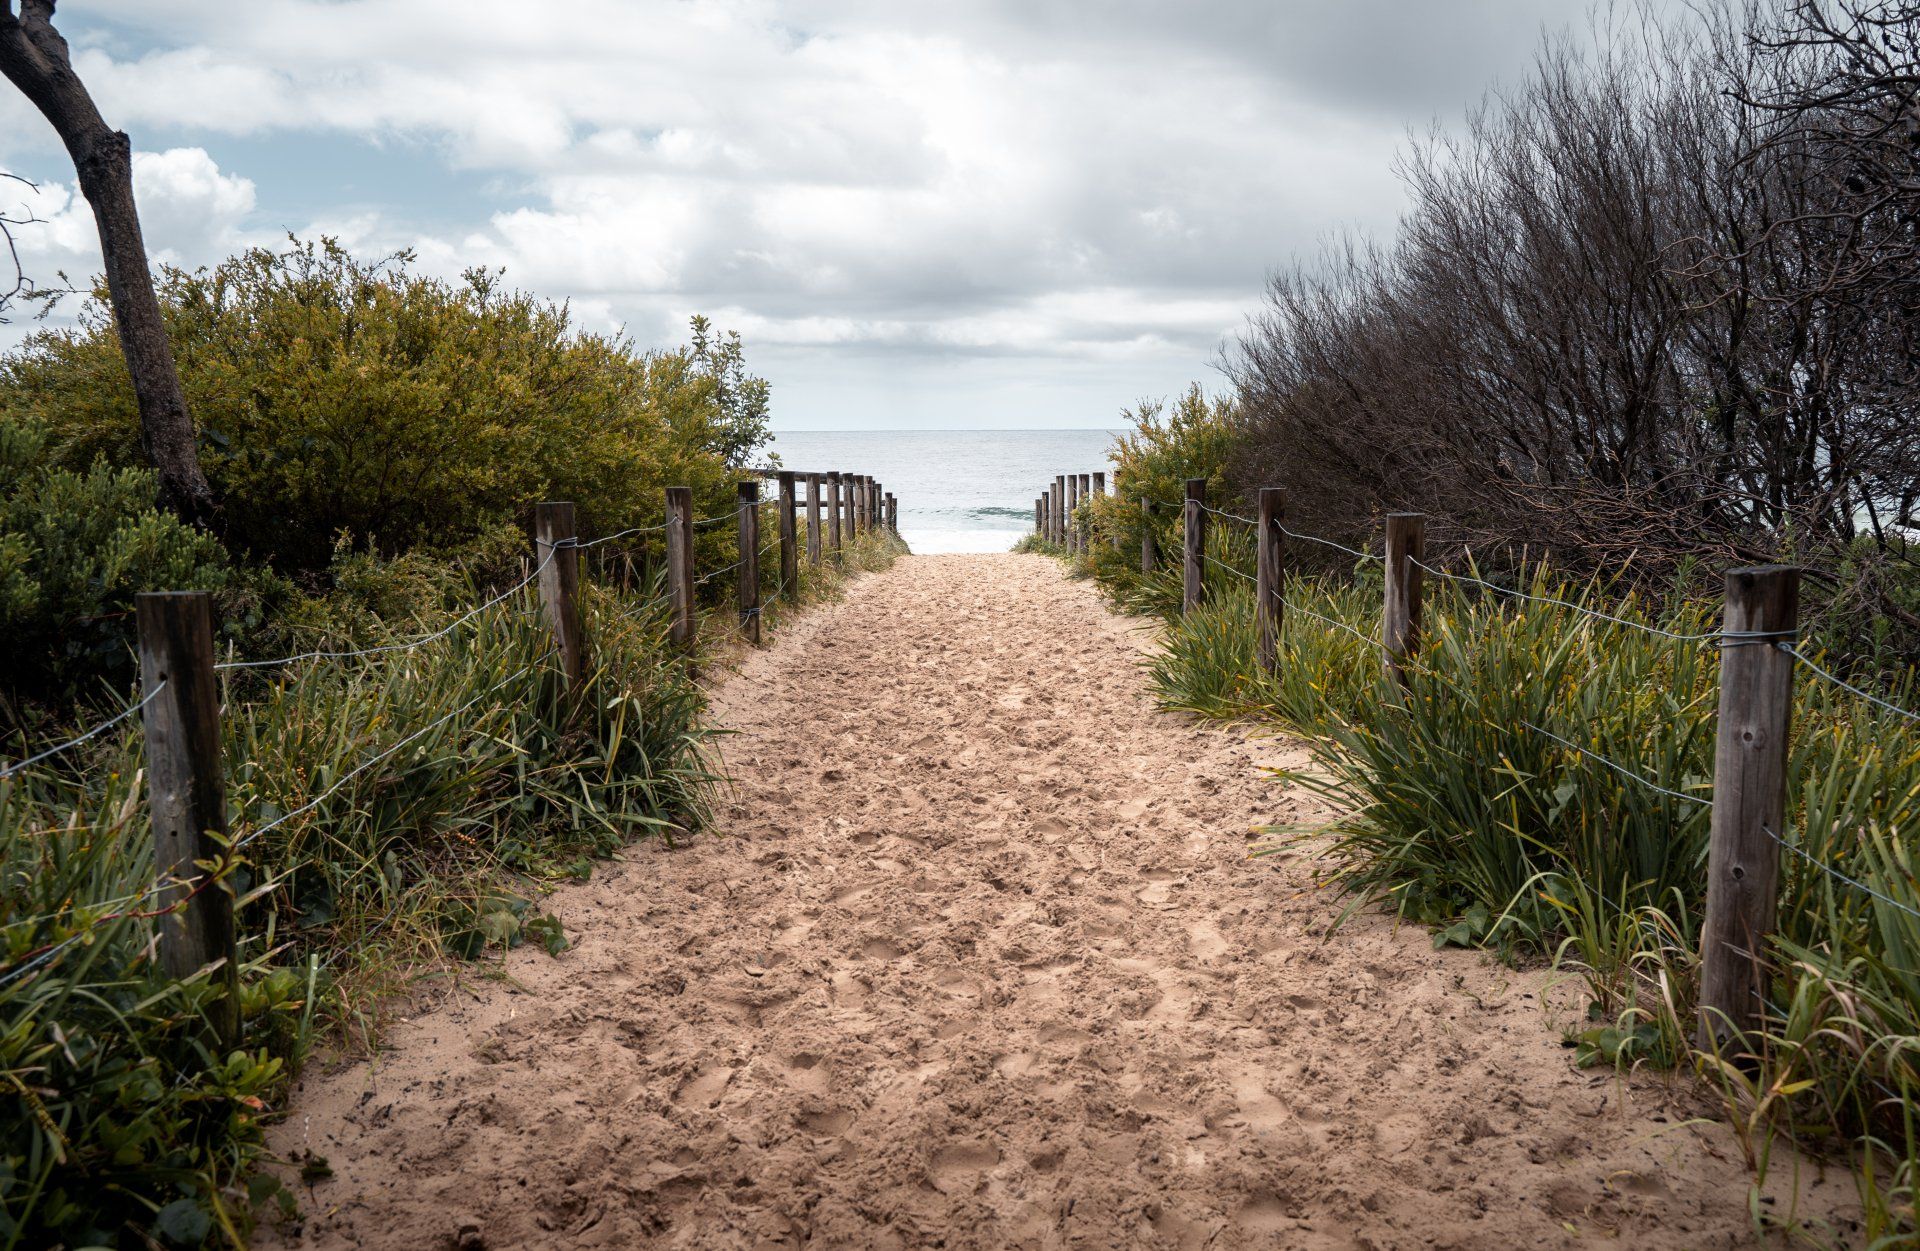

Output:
xmin=0 ymin=0 xmax=215 ymax=525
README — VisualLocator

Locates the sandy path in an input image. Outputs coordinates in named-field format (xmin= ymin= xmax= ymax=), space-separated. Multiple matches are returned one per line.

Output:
xmin=268 ymin=553 xmax=1859 ymax=1249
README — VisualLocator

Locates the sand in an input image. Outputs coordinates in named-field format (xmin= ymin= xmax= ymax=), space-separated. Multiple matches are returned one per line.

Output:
xmin=264 ymin=553 xmax=1861 ymax=1249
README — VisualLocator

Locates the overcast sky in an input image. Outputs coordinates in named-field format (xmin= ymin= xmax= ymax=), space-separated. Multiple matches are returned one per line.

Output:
xmin=0 ymin=1 xmax=1599 ymax=430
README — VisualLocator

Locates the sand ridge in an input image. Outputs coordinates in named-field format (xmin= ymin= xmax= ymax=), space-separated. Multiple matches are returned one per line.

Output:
xmin=266 ymin=552 xmax=1857 ymax=1249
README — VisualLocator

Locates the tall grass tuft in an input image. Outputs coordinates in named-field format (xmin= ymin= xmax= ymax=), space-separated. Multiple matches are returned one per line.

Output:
xmin=1075 ymin=522 xmax=1920 ymax=1243
xmin=0 ymin=566 xmax=718 ymax=1248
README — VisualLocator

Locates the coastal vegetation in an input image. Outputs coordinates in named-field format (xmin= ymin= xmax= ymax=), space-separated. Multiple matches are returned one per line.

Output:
xmin=0 ymin=235 xmax=904 ymax=1246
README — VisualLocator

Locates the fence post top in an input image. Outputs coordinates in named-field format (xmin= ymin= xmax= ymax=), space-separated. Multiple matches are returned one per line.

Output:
xmin=1385 ymin=511 xmax=1425 ymax=520
xmin=1184 ymin=478 xmax=1206 ymax=496
xmin=1726 ymin=563 xmax=1801 ymax=584
xmin=738 ymin=480 xmax=759 ymax=500
xmin=135 ymin=589 xmax=212 ymax=605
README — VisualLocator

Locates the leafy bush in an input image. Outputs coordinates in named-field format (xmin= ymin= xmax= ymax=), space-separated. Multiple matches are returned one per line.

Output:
xmin=0 ymin=239 xmax=768 ymax=575
xmin=0 ymin=416 xmax=240 ymax=705
xmin=1084 ymin=384 xmax=1239 ymax=594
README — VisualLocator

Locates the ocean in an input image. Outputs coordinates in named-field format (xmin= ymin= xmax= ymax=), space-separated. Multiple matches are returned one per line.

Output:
xmin=764 ymin=429 xmax=1122 ymax=554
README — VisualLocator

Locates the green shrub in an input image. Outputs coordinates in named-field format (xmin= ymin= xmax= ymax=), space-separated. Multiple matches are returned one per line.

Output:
xmin=0 ymin=239 xmax=766 ymax=575
xmin=1085 ymin=384 xmax=1239 ymax=596
xmin=0 ymin=416 xmax=239 ymax=705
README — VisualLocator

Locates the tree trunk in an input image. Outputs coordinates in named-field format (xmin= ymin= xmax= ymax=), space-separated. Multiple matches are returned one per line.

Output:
xmin=0 ymin=1 xmax=215 ymax=526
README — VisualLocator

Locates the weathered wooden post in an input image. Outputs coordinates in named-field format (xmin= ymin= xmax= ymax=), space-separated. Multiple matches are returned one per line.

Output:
xmin=1182 ymin=478 xmax=1206 ymax=613
xmin=841 ymin=473 xmax=857 ymax=542
xmin=1034 ymin=497 xmax=1043 ymax=536
xmin=1067 ymin=473 xmax=1082 ymax=552
xmin=136 ymin=591 xmax=239 ymax=1046
xmin=886 ymin=492 xmax=897 ymax=534
xmin=738 ymin=481 xmax=761 ymax=643
xmin=1142 ymin=498 xmax=1158 ymax=573
xmin=535 ymin=501 xmax=588 ymax=687
xmin=1091 ymin=471 xmax=1108 ymax=550
xmin=805 ymin=473 xmax=823 ymax=566
xmin=1077 ymin=473 xmax=1093 ymax=552
xmin=1256 ymin=488 xmax=1286 ymax=676
xmin=1698 ymin=565 xmax=1800 ymax=1052
xmin=1052 ymin=476 xmax=1065 ymax=545
xmin=869 ymin=480 xmax=882 ymax=534
xmin=827 ymin=472 xmax=844 ymax=557
xmin=1382 ymin=513 xmax=1425 ymax=685
xmin=666 ymin=486 xmax=694 ymax=650
xmin=777 ymin=471 xmax=798 ymax=599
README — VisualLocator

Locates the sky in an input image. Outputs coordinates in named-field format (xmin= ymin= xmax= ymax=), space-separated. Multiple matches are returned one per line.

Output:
xmin=0 ymin=0 xmax=1599 ymax=430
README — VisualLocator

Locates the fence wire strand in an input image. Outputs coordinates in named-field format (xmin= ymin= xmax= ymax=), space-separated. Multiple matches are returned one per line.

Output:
xmin=1766 ymin=824 xmax=1920 ymax=922
xmin=1779 ymin=643 xmax=1920 ymax=724
xmin=0 ymin=682 xmax=166 ymax=781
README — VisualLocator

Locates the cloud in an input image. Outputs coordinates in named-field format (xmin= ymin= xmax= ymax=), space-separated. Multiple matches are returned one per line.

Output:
xmin=1 ymin=1 xmax=1630 ymax=424
xmin=2 ymin=147 xmax=256 ymax=299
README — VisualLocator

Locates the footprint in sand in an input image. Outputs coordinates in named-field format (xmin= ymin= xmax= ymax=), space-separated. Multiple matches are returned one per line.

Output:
xmin=801 ymin=1107 xmax=854 ymax=1136
xmin=1186 ymin=920 xmax=1229 ymax=962
xmin=861 ymin=937 xmax=905 ymax=960
xmin=994 ymin=1051 xmax=1036 ymax=1078
xmin=674 ymin=1062 xmax=734 ymax=1109
xmin=1137 ymin=867 xmax=1181 ymax=905
xmin=929 ymin=1141 xmax=1001 ymax=1193
xmin=831 ymin=884 xmax=873 ymax=910
xmin=782 ymin=1052 xmax=830 ymax=1095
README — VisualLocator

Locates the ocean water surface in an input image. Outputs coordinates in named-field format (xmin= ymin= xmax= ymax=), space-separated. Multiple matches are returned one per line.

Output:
xmin=766 ymin=429 xmax=1121 ymax=554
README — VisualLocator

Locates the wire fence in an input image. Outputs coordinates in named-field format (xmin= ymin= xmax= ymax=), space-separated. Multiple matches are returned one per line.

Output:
xmin=1045 ymin=481 xmax=1920 ymax=938
xmin=0 ymin=491 xmax=895 ymax=990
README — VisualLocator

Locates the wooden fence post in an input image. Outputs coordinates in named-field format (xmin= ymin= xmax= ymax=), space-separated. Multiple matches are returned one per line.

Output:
xmin=827 ymin=472 xmax=843 ymax=557
xmin=1141 ymin=498 xmax=1158 ymax=573
xmin=136 ymin=591 xmax=238 ymax=1046
xmin=666 ymin=486 xmax=694 ymax=650
xmin=1183 ymin=478 xmax=1206 ymax=613
xmin=1092 ymin=471 xmax=1111 ymax=551
xmin=886 ymin=492 xmax=897 ymax=534
xmin=535 ymin=501 xmax=588 ymax=686
xmin=1256 ymin=488 xmax=1286 ymax=676
xmin=841 ymin=473 xmax=856 ymax=543
xmin=1052 ymin=476 xmax=1064 ymax=545
xmin=805 ymin=473 xmax=823 ymax=566
xmin=1382 ymin=513 xmax=1425 ymax=685
xmin=1698 ymin=565 xmax=1801 ymax=1051
xmin=738 ymin=481 xmax=761 ymax=643
xmin=777 ymin=471 xmax=798 ymax=599
xmin=1067 ymin=474 xmax=1081 ymax=553
xmin=1077 ymin=473 xmax=1092 ymax=552
xmin=1034 ymin=497 xmax=1043 ymax=536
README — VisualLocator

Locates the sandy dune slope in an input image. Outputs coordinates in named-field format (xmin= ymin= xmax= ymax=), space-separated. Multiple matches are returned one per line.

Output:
xmin=266 ymin=553 xmax=1859 ymax=1249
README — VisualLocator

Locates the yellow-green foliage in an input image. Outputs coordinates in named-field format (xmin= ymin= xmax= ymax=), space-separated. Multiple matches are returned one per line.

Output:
xmin=0 ymin=415 xmax=242 ymax=702
xmin=0 ymin=238 xmax=764 ymax=574
xmin=1077 ymin=385 xmax=1239 ymax=615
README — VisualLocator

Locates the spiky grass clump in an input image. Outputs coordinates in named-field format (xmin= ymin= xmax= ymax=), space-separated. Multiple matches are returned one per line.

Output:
xmin=1103 ymin=541 xmax=1920 ymax=1242
xmin=0 ymin=570 xmax=713 ymax=1248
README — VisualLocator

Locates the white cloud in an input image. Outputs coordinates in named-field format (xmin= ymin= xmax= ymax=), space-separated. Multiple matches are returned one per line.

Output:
xmin=0 ymin=0 xmax=1624 ymax=424
xmin=2 ymin=147 xmax=256 ymax=300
